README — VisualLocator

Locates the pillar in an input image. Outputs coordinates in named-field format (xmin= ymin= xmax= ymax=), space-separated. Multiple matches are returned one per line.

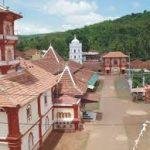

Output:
xmin=6 ymin=107 xmax=21 ymax=150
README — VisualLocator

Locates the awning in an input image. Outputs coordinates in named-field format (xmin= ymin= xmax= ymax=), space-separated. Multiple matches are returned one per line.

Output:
xmin=88 ymin=73 xmax=99 ymax=89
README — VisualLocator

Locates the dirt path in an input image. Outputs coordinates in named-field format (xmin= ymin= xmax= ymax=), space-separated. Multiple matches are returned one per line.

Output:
xmin=85 ymin=75 xmax=150 ymax=150
xmin=43 ymin=75 xmax=150 ymax=150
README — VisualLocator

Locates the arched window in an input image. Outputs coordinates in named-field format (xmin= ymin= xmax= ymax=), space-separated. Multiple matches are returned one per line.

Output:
xmin=74 ymin=49 xmax=76 ymax=53
xmin=45 ymin=116 xmax=50 ymax=131
xmin=28 ymin=132 xmax=34 ymax=150
xmin=26 ymin=104 xmax=32 ymax=122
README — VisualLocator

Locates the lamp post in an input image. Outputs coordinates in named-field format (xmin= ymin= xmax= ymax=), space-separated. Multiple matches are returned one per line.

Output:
xmin=128 ymin=52 xmax=132 ymax=89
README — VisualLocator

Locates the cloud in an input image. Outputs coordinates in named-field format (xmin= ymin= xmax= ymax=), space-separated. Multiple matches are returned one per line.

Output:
xmin=13 ymin=0 xmax=115 ymax=34
xmin=44 ymin=0 xmax=97 ymax=16
xmin=15 ymin=21 xmax=52 ymax=35
xmin=132 ymin=1 xmax=140 ymax=9
xmin=108 ymin=6 xmax=116 ymax=12
xmin=65 ymin=12 xmax=112 ymax=26
xmin=43 ymin=0 xmax=114 ymax=30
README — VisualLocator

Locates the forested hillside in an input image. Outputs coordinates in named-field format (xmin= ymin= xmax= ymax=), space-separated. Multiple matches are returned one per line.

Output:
xmin=17 ymin=10 xmax=150 ymax=60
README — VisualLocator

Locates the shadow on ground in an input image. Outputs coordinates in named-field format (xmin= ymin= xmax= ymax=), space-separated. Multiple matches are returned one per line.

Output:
xmin=40 ymin=131 xmax=64 ymax=150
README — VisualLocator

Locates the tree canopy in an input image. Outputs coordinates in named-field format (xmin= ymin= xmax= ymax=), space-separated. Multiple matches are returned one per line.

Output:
xmin=17 ymin=10 xmax=150 ymax=60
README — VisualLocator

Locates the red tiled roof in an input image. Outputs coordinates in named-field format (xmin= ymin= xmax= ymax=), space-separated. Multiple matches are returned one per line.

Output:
xmin=83 ymin=61 xmax=102 ymax=72
xmin=32 ymin=58 xmax=64 ymax=75
xmin=24 ymin=49 xmax=40 ymax=59
xmin=74 ymin=68 xmax=94 ymax=83
xmin=53 ymin=95 xmax=80 ymax=105
xmin=57 ymin=66 xmax=87 ymax=96
xmin=103 ymin=51 xmax=128 ymax=58
xmin=131 ymin=59 xmax=150 ymax=69
xmin=32 ymin=46 xmax=65 ymax=75
xmin=14 ymin=50 xmax=25 ymax=58
xmin=43 ymin=46 xmax=64 ymax=63
xmin=67 ymin=60 xmax=83 ymax=73
xmin=0 ymin=5 xmax=22 ymax=19
xmin=0 ymin=59 xmax=57 ymax=107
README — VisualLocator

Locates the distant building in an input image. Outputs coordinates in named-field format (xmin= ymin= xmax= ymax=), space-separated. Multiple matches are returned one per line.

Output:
xmin=69 ymin=35 xmax=83 ymax=64
xmin=82 ymin=51 xmax=101 ymax=62
xmin=69 ymin=36 xmax=102 ymax=71
xmin=102 ymin=51 xmax=128 ymax=74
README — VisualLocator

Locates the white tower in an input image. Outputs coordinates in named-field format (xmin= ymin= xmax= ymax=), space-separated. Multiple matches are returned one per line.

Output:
xmin=69 ymin=35 xmax=83 ymax=64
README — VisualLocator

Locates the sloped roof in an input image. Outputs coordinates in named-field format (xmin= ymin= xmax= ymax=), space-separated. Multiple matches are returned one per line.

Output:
xmin=57 ymin=66 xmax=87 ymax=96
xmin=103 ymin=51 xmax=128 ymax=58
xmin=67 ymin=60 xmax=83 ymax=73
xmin=14 ymin=50 xmax=25 ymax=58
xmin=32 ymin=58 xmax=64 ymax=75
xmin=53 ymin=95 xmax=80 ymax=105
xmin=0 ymin=4 xmax=22 ymax=19
xmin=131 ymin=59 xmax=150 ymax=69
xmin=43 ymin=44 xmax=64 ymax=62
xmin=0 ymin=59 xmax=57 ymax=107
xmin=33 ymin=45 xmax=65 ymax=75
xmin=83 ymin=61 xmax=102 ymax=72
xmin=74 ymin=68 xmax=94 ymax=83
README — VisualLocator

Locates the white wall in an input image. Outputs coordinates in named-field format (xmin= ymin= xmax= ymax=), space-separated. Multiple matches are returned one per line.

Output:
xmin=19 ymin=99 xmax=39 ymax=134
xmin=0 ymin=112 xmax=8 ymax=139
xmin=40 ymin=90 xmax=53 ymax=141
xmin=0 ymin=142 xmax=9 ymax=150
xmin=19 ymin=98 xmax=39 ymax=150
xmin=19 ymin=90 xmax=53 ymax=150
xmin=21 ymin=124 xmax=39 ymax=150
xmin=40 ymin=90 xmax=53 ymax=115
xmin=69 ymin=42 xmax=83 ymax=64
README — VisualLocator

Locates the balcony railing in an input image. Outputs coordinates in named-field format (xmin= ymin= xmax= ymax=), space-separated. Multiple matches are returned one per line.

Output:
xmin=0 ymin=60 xmax=20 ymax=66
xmin=5 ymin=35 xmax=18 ymax=40
xmin=0 ymin=34 xmax=18 ymax=40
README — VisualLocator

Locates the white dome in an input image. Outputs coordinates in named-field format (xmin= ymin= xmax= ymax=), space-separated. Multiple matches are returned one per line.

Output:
xmin=71 ymin=35 xmax=80 ymax=44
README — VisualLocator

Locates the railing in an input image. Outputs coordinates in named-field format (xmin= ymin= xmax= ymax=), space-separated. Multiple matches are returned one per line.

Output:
xmin=5 ymin=35 xmax=18 ymax=40
xmin=0 ymin=60 xmax=20 ymax=66
xmin=0 ymin=34 xmax=18 ymax=40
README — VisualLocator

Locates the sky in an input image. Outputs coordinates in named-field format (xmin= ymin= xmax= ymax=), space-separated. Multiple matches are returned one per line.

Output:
xmin=1 ymin=0 xmax=150 ymax=35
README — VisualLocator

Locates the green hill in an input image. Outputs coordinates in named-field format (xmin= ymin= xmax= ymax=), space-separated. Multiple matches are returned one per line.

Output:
xmin=17 ymin=10 xmax=150 ymax=60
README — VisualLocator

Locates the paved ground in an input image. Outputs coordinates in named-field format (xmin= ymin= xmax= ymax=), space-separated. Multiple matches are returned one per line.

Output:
xmin=85 ymin=75 xmax=150 ymax=150
xmin=42 ymin=75 xmax=150 ymax=150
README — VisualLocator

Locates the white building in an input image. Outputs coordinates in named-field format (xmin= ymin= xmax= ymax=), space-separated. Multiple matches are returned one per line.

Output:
xmin=69 ymin=35 xmax=83 ymax=64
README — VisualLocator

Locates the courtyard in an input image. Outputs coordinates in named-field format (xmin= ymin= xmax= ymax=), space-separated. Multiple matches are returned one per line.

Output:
xmin=42 ymin=75 xmax=150 ymax=150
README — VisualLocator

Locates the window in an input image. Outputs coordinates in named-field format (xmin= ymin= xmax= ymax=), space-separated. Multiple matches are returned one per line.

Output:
xmin=28 ymin=132 xmax=34 ymax=150
xmin=26 ymin=105 xmax=32 ymax=122
xmin=74 ymin=56 xmax=76 ymax=59
xmin=44 ymin=94 xmax=48 ymax=107
xmin=74 ymin=49 xmax=76 ymax=53
xmin=45 ymin=116 xmax=50 ymax=131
